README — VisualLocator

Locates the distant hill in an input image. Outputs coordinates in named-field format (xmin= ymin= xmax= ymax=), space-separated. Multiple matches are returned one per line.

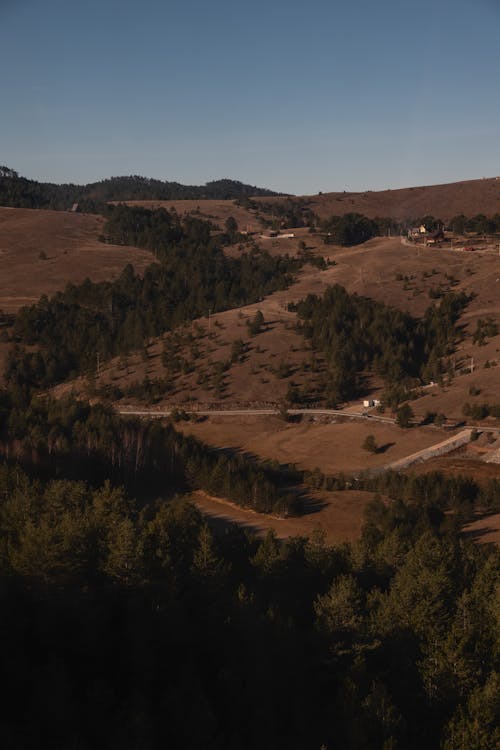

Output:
xmin=295 ymin=177 xmax=500 ymax=222
xmin=4 ymin=165 xmax=500 ymax=220
xmin=0 ymin=167 xmax=283 ymax=210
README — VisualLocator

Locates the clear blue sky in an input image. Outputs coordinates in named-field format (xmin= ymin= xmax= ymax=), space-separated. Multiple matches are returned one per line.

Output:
xmin=1 ymin=0 xmax=499 ymax=194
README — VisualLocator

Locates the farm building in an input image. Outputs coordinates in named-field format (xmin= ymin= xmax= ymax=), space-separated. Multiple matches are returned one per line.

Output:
xmin=408 ymin=224 xmax=427 ymax=239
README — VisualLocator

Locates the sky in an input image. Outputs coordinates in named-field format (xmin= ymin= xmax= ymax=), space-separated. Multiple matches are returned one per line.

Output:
xmin=1 ymin=0 xmax=500 ymax=194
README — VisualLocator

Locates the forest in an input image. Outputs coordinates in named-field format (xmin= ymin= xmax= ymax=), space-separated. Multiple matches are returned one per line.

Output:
xmin=0 ymin=388 xmax=498 ymax=749
xmin=0 ymin=167 xmax=280 ymax=210
xmin=295 ymin=285 xmax=469 ymax=404
xmin=0 ymin=393 xmax=298 ymax=516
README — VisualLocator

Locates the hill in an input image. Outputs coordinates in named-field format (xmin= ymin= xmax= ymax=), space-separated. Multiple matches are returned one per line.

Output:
xmin=0 ymin=167 xmax=282 ymax=210
xmin=0 ymin=207 xmax=153 ymax=313
xmin=253 ymin=177 xmax=500 ymax=222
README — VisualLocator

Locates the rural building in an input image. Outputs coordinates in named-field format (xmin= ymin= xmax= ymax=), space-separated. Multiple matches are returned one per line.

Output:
xmin=426 ymin=229 xmax=445 ymax=245
xmin=408 ymin=225 xmax=427 ymax=239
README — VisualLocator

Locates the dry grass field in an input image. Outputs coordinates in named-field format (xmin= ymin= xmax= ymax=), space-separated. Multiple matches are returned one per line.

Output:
xmin=0 ymin=207 xmax=153 ymax=312
xmin=191 ymin=488 xmax=374 ymax=543
xmin=176 ymin=415 xmax=448 ymax=476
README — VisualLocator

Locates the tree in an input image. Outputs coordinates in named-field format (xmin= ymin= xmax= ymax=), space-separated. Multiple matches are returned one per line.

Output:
xmin=230 ymin=338 xmax=245 ymax=363
xmin=362 ymin=434 xmax=378 ymax=453
xmin=225 ymin=216 xmax=239 ymax=240
xmin=247 ymin=310 xmax=264 ymax=335
xmin=396 ymin=403 xmax=414 ymax=428
xmin=104 ymin=517 xmax=142 ymax=585
xmin=314 ymin=574 xmax=364 ymax=636
xmin=192 ymin=524 xmax=225 ymax=581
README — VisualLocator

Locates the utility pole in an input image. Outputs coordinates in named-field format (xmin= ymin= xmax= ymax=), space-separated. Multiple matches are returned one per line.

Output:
xmin=208 ymin=309 xmax=212 ymax=333
xmin=97 ymin=352 xmax=101 ymax=378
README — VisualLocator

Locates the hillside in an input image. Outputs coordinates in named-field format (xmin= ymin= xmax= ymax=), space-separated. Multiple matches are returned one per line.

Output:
xmin=0 ymin=207 xmax=153 ymax=312
xmin=0 ymin=167 xmax=282 ymax=210
xmin=254 ymin=176 xmax=500 ymax=222
xmin=5 ymin=167 xmax=500 ymax=223
xmin=119 ymin=177 xmax=500 ymax=236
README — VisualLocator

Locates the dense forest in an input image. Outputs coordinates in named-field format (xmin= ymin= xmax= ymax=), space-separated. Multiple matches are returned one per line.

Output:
xmin=295 ymin=285 xmax=469 ymax=404
xmin=0 ymin=389 xmax=498 ymax=748
xmin=0 ymin=394 xmax=298 ymax=516
xmin=8 ymin=207 xmax=299 ymax=390
xmin=0 ymin=166 xmax=281 ymax=210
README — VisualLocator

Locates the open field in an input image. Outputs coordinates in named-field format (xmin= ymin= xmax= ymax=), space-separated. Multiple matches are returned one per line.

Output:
xmin=0 ymin=207 xmax=153 ymax=312
xmin=191 ymin=488 xmax=374 ymax=543
xmin=175 ymin=415 xmax=449 ymax=475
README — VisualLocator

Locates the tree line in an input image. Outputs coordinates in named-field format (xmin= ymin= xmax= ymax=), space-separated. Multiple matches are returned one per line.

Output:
xmin=0 ymin=166 xmax=281 ymax=211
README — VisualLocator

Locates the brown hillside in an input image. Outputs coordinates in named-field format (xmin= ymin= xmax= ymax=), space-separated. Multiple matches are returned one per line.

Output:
xmin=0 ymin=207 xmax=153 ymax=312
xmin=55 ymin=236 xmax=500 ymax=416
xmin=255 ymin=177 xmax=500 ymax=221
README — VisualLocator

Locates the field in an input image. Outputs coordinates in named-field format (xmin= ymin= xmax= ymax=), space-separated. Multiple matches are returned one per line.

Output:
xmin=0 ymin=207 xmax=153 ymax=312
xmin=191 ymin=488 xmax=374 ymax=544
xmin=175 ymin=415 xmax=449 ymax=476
